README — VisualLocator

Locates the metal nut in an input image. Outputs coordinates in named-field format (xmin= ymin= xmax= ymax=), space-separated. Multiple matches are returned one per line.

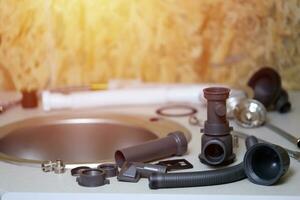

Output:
xmin=41 ymin=160 xmax=65 ymax=174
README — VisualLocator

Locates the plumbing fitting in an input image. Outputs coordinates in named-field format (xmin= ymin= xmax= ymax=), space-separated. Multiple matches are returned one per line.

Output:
xmin=76 ymin=169 xmax=109 ymax=187
xmin=71 ymin=166 xmax=91 ymax=176
xmin=148 ymin=136 xmax=290 ymax=189
xmin=244 ymin=136 xmax=290 ymax=186
xmin=97 ymin=163 xmax=119 ymax=178
xmin=53 ymin=160 xmax=66 ymax=174
xmin=41 ymin=160 xmax=66 ymax=174
xmin=226 ymin=93 xmax=247 ymax=119
xmin=117 ymin=162 xmax=167 ymax=183
xmin=41 ymin=160 xmax=54 ymax=172
xmin=199 ymin=87 xmax=235 ymax=166
xmin=115 ymin=131 xmax=187 ymax=167
xmin=248 ymin=67 xmax=291 ymax=113
xmin=233 ymin=99 xmax=300 ymax=148
xmin=233 ymin=131 xmax=300 ymax=162
xmin=42 ymin=85 xmax=245 ymax=111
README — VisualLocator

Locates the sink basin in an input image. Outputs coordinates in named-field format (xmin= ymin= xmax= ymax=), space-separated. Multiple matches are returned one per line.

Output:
xmin=0 ymin=113 xmax=190 ymax=166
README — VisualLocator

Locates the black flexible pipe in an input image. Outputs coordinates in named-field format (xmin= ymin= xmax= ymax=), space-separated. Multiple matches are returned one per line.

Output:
xmin=149 ymin=162 xmax=245 ymax=189
xmin=148 ymin=137 xmax=256 ymax=189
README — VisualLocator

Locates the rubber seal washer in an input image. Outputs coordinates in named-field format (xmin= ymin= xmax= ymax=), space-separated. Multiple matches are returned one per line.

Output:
xmin=156 ymin=105 xmax=197 ymax=117
xmin=98 ymin=163 xmax=119 ymax=178
xmin=76 ymin=169 xmax=109 ymax=187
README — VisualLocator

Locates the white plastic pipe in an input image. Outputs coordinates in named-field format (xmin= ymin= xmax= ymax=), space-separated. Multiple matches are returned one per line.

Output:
xmin=42 ymin=85 xmax=245 ymax=111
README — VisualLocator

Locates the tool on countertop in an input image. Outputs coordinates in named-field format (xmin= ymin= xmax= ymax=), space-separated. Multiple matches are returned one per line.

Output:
xmin=115 ymin=131 xmax=188 ymax=167
xmin=266 ymin=123 xmax=300 ymax=148
xmin=199 ymin=87 xmax=235 ymax=166
xmin=248 ymin=67 xmax=291 ymax=113
xmin=232 ymin=131 xmax=300 ymax=162
xmin=233 ymin=99 xmax=300 ymax=148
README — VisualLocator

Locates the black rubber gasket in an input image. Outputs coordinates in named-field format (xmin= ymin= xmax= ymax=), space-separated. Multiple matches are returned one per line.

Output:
xmin=97 ymin=163 xmax=118 ymax=178
xmin=156 ymin=105 xmax=197 ymax=117
xmin=76 ymin=168 xmax=109 ymax=187
xmin=71 ymin=166 xmax=91 ymax=176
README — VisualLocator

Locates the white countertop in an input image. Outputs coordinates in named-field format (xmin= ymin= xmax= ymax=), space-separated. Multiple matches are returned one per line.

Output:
xmin=0 ymin=92 xmax=300 ymax=200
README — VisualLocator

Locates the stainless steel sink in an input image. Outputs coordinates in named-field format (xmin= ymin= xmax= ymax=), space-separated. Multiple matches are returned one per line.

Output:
xmin=0 ymin=113 xmax=190 ymax=167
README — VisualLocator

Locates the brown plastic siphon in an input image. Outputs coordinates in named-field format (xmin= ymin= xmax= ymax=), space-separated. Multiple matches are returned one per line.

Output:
xmin=199 ymin=87 xmax=235 ymax=166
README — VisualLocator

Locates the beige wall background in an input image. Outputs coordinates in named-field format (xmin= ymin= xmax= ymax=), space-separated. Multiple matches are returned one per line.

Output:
xmin=0 ymin=0 xmax=299 ymax=91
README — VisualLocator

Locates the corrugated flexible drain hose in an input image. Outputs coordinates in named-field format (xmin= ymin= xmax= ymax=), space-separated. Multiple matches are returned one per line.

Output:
xmin=149 ymin=162 xmax=245 ymax=189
